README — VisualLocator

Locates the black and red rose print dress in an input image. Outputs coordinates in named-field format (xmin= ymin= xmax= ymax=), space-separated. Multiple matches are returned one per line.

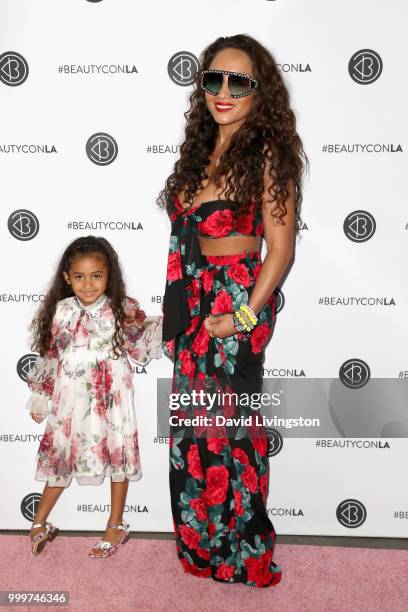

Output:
xmin=162 ymin=198 xmax=282 ymax=588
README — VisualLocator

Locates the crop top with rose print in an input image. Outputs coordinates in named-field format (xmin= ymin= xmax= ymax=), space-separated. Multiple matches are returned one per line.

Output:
xmin=162 ymin=196 xmax=264 ymax=342
xmin=179 ymin=198 xmax=264 ymax=238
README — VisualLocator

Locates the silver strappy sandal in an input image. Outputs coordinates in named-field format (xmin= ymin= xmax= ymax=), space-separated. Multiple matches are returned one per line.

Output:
xmin=30 ymin=521 xmax=59 ymax=556
xmin=88 ymin=520 xmax=130 ymax=558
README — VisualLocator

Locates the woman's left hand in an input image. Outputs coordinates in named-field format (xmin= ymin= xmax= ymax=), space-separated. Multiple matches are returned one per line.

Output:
xmin=204 ymin=313 xmax=236 ymax=339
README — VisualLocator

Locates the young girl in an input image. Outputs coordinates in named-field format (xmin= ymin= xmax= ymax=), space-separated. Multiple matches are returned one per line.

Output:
xmin=26 ymin=235 xmax=162 ymax=558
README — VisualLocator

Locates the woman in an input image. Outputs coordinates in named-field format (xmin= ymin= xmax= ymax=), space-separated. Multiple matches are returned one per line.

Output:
xmin=159 ymin=34 xmax=308 ymax=587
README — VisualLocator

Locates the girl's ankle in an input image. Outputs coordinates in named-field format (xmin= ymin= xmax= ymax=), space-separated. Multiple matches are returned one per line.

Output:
xmin=31 ymin=519 xmax=47 ymax=529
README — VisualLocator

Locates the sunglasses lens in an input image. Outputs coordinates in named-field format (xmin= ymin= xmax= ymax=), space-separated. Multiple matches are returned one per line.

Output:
xmin=202 ymin=72 xmax=223 ymax=94
xmin=228 ymin=74 xmax=252 ymax=97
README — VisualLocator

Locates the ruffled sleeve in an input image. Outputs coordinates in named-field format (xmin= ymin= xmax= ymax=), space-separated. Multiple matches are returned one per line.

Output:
xmin=123 ymin=297 xmax=163 ymax=366
xmin=25 ymin=307 xmax=61 ymax=421
xmin=26 ymin=355 xmax=59 ymax=419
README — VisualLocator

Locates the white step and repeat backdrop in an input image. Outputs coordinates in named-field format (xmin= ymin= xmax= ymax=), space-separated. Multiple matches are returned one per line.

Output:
xmin=1 ymin=0 xmax=407 ymax=537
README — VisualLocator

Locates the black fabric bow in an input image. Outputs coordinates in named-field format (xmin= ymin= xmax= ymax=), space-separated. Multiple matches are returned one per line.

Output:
xmin=162 ymin=214 xmax=202 ymax=342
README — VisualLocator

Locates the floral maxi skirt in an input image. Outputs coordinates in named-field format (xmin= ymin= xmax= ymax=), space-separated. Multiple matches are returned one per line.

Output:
xmin=166 ymin=249 xmax=282 ymax=588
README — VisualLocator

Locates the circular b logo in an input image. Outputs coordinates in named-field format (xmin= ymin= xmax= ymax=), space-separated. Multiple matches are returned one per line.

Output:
xmin=86 ymin=133 xmax=118 ymax=165
xmin=8 ymin=209 xmax=39 ymax=240
xmin=343 ymin=210 xmax=376 ymax=243
xmin=266 ymin=427 xmax=283 ymax=457
xmin=17 ymin=354 xmax=38 ymax=382
xmin=167 ymin=51 xmax=199 ymax=86
xmin=339 ymin=358 xmax=370 ymax=389
xmin=274 ymin=287 xmax=285 ymax=314
xmin=348 ymin=49 xmax=383 ymax=85
xmin=21 ymin=493 xmax=42 ymax=521
xmin=336 ymin=499 xmax=367 ymax=528
xmin=0 ymin=51 xmax=29 ymax=86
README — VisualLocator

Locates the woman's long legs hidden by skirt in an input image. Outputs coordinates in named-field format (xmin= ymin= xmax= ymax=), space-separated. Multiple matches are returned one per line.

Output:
xmin=168 ymin=250 xmax=282 ymax=587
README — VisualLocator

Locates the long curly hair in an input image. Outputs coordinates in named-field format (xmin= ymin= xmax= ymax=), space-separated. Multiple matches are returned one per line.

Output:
xmin=157 ymin=34 xmax=308 ymax=228
xmin=31 ymin=236 xmax=127 ymax=358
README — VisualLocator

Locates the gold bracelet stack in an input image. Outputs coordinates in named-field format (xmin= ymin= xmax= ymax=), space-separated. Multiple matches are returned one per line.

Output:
xmin=233 ymin=304 xmax=258 ymax=333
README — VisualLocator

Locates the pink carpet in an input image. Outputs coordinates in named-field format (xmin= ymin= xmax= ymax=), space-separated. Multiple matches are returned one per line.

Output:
xmin=1 ymin=535 xmax=407 ymax=611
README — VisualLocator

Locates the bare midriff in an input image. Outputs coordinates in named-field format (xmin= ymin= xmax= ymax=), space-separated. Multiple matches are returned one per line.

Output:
xmin=198 ymin=234 xmax=261 ymax=255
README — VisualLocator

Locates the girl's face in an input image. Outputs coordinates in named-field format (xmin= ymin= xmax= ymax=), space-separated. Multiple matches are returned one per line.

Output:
xmin=204 ymin=48 xmax=256 ymax=130
xmin=63 ymin=253 xmax=108 ymax=306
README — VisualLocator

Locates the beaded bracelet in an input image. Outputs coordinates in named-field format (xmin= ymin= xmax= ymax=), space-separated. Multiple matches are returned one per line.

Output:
xmin=240 ymin=304 xmax=258 ymax=326
xmin=235 ymin=309 xmax=251 ymax=332
xmin=232 ymin=313 xmax=248 ymax=333
xmin=232 ymin=304 xmax=259 ymax=333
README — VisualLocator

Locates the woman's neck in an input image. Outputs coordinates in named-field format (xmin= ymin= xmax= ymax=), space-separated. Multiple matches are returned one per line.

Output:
xmin=216 ymin=119 xmax=245 ymax=149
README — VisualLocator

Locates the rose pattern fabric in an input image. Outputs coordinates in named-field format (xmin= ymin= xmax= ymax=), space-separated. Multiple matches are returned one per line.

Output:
xmin=163 ymin=199 xmax=282 ymax=588
xmin=26 ymin=294 xmax=162 ymax=488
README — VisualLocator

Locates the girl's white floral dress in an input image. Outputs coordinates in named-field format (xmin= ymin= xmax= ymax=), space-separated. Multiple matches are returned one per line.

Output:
xmin=26 ymin=294 xmax=162 ymax=487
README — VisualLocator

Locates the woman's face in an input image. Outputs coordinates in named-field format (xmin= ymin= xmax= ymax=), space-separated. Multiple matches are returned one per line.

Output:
xmin=204 ymin=48 xmax=256 ymax=130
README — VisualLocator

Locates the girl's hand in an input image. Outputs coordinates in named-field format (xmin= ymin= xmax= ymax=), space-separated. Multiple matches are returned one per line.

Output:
xmin=204 ymin=313 xmax=236 ymax=339
xmin=124 ymin=300 xmax=146 ymax=328
xmin=31 ymin=413 xmax=43 ymax=424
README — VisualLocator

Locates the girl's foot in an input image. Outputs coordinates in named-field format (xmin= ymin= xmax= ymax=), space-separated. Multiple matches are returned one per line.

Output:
xmin=30 ymin=521 xmax=59 ymax=556
xmin=88 ymin=520 xmax=130 ymax=558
